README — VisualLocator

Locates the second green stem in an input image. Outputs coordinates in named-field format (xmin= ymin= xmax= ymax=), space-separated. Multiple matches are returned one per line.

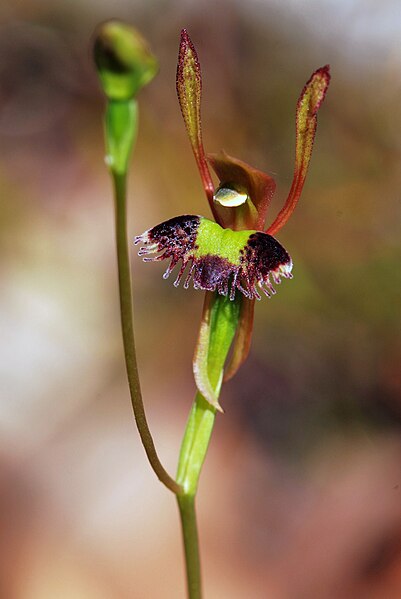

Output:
xmin=108 ymin=98 xmax=180 ymax=494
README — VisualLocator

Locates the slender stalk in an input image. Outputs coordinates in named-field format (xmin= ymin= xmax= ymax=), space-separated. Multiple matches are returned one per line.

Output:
xmin=176 ymin=393 xmax=215 ymax=598
xmin=177 ymin=494 xmax=202 ymax=599
xmin=107 ymin=99 xmax=181 ymax=494
xmin=176 ymin=293 xmax=241 ymax=598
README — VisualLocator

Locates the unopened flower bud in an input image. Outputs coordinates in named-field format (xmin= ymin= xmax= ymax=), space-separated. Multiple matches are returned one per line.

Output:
xmin=93 ymin=20 xmax=158 ymax=100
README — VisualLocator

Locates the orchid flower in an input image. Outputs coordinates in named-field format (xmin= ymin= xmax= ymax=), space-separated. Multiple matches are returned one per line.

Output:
xmin=135 ymin=30 xmax=330 ymax=409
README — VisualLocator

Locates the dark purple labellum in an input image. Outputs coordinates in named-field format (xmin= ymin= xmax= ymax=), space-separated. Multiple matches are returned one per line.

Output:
xmin=192 ymin=254 xmax=237 ymax=297
xmin=135 ymin=215 xmax=292 ymax=300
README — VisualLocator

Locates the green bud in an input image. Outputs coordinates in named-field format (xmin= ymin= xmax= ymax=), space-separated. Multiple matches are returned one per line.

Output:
xmin=93 ymin=20 xmax=158 ymax=100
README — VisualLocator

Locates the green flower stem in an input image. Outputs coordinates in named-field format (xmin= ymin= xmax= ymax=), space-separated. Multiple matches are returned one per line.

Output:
xmin=177 ymin=493 xmax=201 ymax=599
xmin=176 ymin=292 xmax=241 ymax=598
xmin=106 ymin=99 xmax=138 ymax=175
xmin=107 ymin=99 xmax=181 ymax=495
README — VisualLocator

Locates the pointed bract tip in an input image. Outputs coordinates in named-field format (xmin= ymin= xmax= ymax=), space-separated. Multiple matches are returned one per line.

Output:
xmin=193 ymin=350 xmax=224 ymax=412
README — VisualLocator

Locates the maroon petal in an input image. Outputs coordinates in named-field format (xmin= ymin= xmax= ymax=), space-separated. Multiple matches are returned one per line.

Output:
xmin=224 ymin=297 xmax=255 ymax=382
xmin=267 ymin=65 xmax=330 ymax=235
xmin=176 ymin=30 xmax=218 ymax=220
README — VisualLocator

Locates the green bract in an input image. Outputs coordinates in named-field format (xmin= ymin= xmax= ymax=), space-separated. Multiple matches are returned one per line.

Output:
xmin=93 ymin=20 xmax=158 ymax=100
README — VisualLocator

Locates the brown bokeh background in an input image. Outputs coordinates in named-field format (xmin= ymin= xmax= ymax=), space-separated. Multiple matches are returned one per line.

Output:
xmin=1 ymin=1 xmax=400 ymax=597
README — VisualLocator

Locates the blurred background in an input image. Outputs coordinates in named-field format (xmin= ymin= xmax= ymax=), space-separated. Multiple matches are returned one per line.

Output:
xmin=1 ymin=0 xmax=400 ymax=597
